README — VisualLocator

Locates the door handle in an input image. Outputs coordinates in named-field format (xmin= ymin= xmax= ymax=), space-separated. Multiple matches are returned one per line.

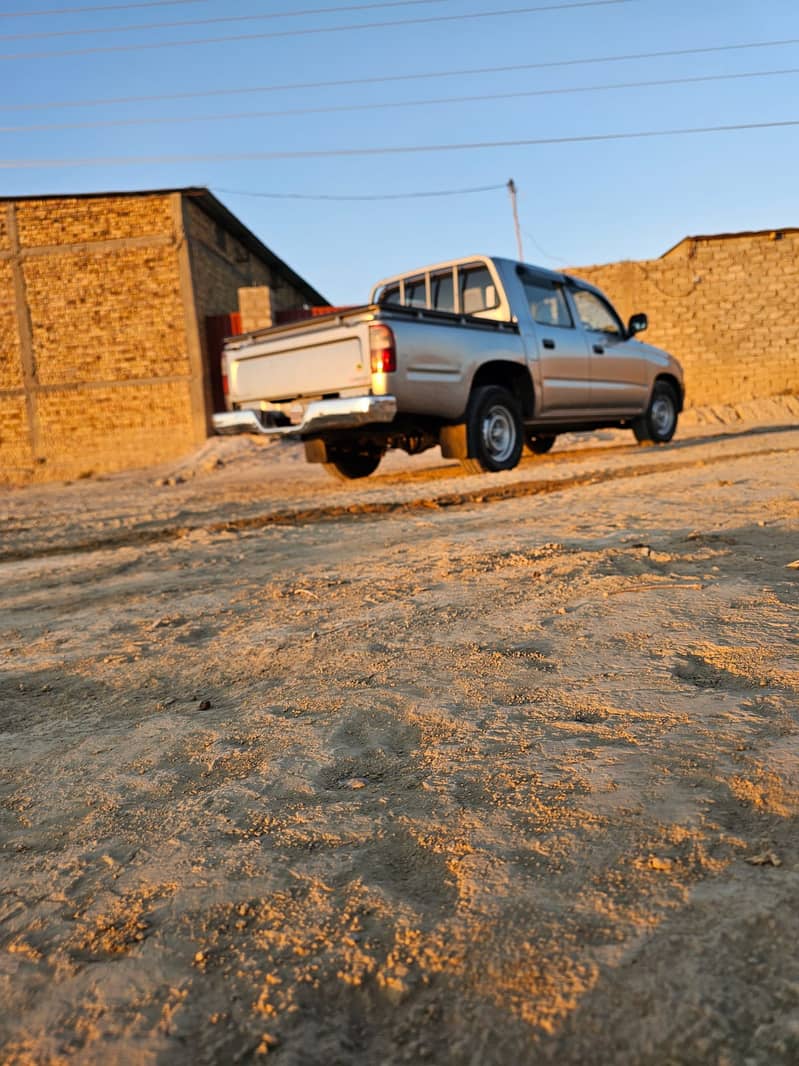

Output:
xmin=542 ymin=338 xmax=556 ymax=350
xmin=592 ymin=343 xmax=605 ymax=354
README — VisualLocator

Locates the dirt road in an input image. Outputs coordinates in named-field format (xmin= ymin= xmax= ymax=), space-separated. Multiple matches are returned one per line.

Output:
xmin=1 ymin=416 xmax=798 ymax=1065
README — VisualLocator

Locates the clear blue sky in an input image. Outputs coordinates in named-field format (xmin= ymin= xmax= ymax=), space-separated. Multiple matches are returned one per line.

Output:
xmin=1 ymin=0 xmax=797 ymax=304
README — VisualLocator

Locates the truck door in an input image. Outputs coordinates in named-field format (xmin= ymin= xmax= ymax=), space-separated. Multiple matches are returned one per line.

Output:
xmin=569 ymin=288 xmax=647 ymax=411
xmin=518 ymin=270 xmax=590 ymax=413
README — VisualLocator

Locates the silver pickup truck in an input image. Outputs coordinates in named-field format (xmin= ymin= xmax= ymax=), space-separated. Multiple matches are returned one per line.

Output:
xmin=214 ymin=255 xmax=684 ymax=479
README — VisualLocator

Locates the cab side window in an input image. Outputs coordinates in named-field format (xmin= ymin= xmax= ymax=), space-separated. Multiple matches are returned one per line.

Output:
xmin=521 ymin=275 xmax=573 ymax=328
xmin=572 ymin=289 xmax=623 ymax=335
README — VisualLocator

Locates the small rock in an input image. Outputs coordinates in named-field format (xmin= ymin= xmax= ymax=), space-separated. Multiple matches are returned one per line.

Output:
xmin=256 ymin=1032 xmax=280 ymax=1054
xmin=649 ymin=856 xmax=674 ymax=872
xmin=342 ymin=777 xmax=368 ymax=790
xmin=746 ymin=850 xmax=782 ymax=867
xmin=198 ymin=699 xmax=212 ymax=711
xmin=201 ymin=457 xmax=225 ymax=473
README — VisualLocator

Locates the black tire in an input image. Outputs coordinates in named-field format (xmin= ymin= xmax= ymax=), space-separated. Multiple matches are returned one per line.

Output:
xmin=460 ymin=385 xmax=524 ymax=474
xmin=632 ymin=381 xmax=679 ymax=444
xmin=322 ymin=447 xmax=383 ymax=481
xmin=525 ymin=433 xmax=556 ymax=455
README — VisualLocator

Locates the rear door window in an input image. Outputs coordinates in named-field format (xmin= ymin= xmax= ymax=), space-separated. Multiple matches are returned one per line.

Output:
xmin=460 ymin=265 xmax=498 ymax=314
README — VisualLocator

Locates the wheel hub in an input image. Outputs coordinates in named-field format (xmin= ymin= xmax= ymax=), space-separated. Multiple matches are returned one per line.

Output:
xmin=481 ymin=405 xmax=516 ymax=462
xmin=651 ymin=395 xmax=675 ymax=436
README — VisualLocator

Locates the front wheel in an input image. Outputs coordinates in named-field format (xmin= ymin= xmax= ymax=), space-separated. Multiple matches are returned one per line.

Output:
xmin=460 ymin=385 xmax=524 ymax=475
xmin=322 ymin=447 xmax=383 ymax=481
xmin=632 ymin=382 xmax=679 ymax=444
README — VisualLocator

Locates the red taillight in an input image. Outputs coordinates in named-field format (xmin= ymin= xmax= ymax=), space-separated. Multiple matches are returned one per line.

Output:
xmin=369 ymin=323 xmax=396 ymax=374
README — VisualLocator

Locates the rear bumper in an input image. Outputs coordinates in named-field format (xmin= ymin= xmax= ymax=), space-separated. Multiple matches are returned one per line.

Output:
xmin=212 ymin=395 xmax=397 ymax=438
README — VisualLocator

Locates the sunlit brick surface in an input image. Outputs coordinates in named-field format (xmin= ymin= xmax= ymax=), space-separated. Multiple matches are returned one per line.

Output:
xmin=0 ymin=394 xmax=32 ymax=476
xmin=0 ymin=262 xmax=22 ymax=392
xmin=36 ymin=380 xmax=196 ymax=481
xmin=0 ymin=191 xmax=319 ymax=485
xmin=14 ymin=195 xmax=174 ymax=248
xmin=24 ymin=246 xmax=187 ymax=387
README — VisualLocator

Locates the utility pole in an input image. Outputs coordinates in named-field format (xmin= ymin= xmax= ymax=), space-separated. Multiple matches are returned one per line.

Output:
xmin=507 ymin=178 xmax=524 ymax=262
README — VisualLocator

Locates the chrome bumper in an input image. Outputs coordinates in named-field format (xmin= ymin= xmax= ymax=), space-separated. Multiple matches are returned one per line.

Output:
xmin=212 ymin=395 xmax=397 ymax=438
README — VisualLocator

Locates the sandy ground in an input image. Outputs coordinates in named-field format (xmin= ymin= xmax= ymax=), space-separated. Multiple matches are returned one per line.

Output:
xmin=1 ymin=402 xmax=798 ymax=1065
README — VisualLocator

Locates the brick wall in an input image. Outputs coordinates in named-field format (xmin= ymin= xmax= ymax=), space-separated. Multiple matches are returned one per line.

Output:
xmin=0 ymin=193 xmax=199 ymax=484
xmin=0 ymin=191 xmax=322 ymax=486
xmin=184 ymin=199 xmax=273 ymax=322
xmin=184 ymin=199 xmax=313 ymax=327
xmin=569 ymin=231 xmax=799 ymax=407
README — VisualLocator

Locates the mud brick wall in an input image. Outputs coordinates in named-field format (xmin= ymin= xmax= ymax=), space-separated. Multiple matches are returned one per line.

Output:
xmin=570 ymin=231 xmax=799 ymax=408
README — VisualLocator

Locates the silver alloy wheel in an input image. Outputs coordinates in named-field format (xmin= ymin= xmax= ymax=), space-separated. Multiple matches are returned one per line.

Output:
xmin=481 ymin=404 xmax=516 ymax=463
xmin=651 ymin=393 xmax=676 ymax=437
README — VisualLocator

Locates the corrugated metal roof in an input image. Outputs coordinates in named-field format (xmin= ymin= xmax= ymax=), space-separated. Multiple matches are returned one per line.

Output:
xmin=0 ymin=185 xmax=328 ymax=306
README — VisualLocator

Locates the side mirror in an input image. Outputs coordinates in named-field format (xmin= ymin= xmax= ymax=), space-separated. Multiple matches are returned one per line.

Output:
xmin=627 ymin=312 xmax=648 ymax=337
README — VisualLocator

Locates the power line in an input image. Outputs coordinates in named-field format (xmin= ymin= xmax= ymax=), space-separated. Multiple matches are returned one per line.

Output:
xmin=0 ymin=0 xmax=206 ymax=15
xmin=4 ymin=35 xmax=797 ymax=112
xmin=1 ymin=117 xmax=796 ymax=169
xmin=212 ymin=183 xmax=506 ymax=201
xmin=521 ymin=228 xmax=566 ymax=264
xmin=3 ymin=66 xmax=797 ymax=134
xmin=0 ymin=0 xmax=448 ymax=39
xmin=0 ymin=0 xmax=634 ymax=60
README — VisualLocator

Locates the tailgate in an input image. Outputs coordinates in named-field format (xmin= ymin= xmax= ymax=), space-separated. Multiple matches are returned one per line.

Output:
xmin=229 ymin=330 xmax=371 ymax=403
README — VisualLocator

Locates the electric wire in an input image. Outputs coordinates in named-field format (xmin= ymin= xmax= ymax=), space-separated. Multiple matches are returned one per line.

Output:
xmin=4 ymin=36 xmax=797 ymax=112
xmin=3 ymin=66 xmax=797 ymax=134
xmin=1 ymin=117 xmax=796 ymax=169
xmin=0 ymin=0 xmax=449 ymax=38
xmin=211 ymin=182 xmax=506 ymax=200
xmin=0 ymin=0 xmax=634 ymax=60
xmin=0 ymin=0 xmax=206 ymax=15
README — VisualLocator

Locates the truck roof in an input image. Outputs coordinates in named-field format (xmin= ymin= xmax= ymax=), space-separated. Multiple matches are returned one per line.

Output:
xmin=370 ymin=254 xmax=604 ymax=305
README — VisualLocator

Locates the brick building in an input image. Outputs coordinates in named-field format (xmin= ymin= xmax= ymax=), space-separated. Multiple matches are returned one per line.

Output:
xmin=570 ymin=228 xmax=799 ymax=408
xmin=0 ymin=188 xmax=326 ymax=484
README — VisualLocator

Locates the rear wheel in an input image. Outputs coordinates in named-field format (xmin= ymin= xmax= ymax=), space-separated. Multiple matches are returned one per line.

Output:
xmin=633 ymin=381 xmax=679 ymax=444
xmin=323 ymin=447 xmax=383 ymax=481
xmin=525 ymin=433 xmax=556 ymax=455
xmin=460 ymin=385 xmax=524 ymax=475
